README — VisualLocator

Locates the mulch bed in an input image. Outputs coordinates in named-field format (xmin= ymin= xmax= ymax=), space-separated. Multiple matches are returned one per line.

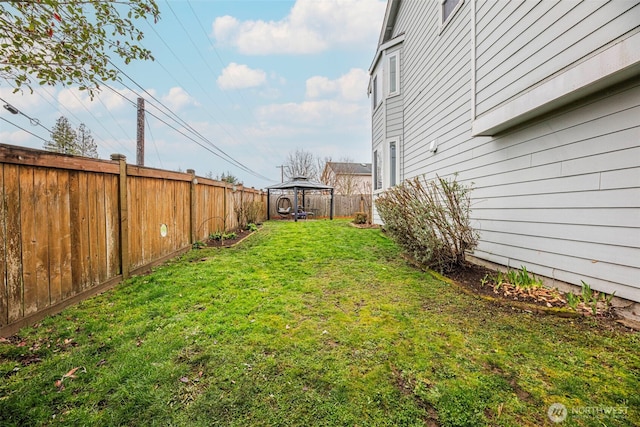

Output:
xmin=441 ymin=262 xmax=640 ymax=332
xmin=202 ymin=228 xmax=257 ymax=248
xmin=445 ymin=263 xmax=568 ymax=309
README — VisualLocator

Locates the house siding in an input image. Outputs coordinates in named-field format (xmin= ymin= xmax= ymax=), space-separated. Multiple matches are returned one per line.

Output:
xmin=371 ymin=0 xmax=640 ymax=302
xmin=399 ymin=1 xmax=472 ymax=180
xmin=475 ymin=0 xmax=640 ymax=117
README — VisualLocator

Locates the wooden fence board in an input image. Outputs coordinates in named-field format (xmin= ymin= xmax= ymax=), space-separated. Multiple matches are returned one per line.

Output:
xmin=88 ymin=173 xmax=99 ymax=288
xmin=5 ymin=164 xmax=22 ymax=323
xmin=34 ymin=168 xmax=50 ymax=311
xmin=69 ymin=171 xmax=83 ymax=295
xmin=79 ymin=173 xmax=91 ymax=290
xmin=47 ymin=169 xmax=61 ymax=305
xmin=105 ymin=175 xmax=120 ymax=278
xmin=20 ymin=167 xmax=37 ymax=316
xmin=0 ymin=164 xmax=7 ymax=326
xmin=96 ymin=174 xmax=108 ymax=284
xmin=58 ymin=171 xmax=73 ymax=300
xmin=129 ymin=176 xmax=142 ymax=268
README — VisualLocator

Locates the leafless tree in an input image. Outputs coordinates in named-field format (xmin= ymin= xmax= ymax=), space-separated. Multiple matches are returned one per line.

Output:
xmin=284 ymin=149 xmax=320 ymax=181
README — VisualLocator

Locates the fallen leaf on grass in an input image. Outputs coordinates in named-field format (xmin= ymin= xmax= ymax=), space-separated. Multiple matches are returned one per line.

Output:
xmin=64 ymin=367 xmax=80 ymax=379
xmin=179 ymin=377 xmax=189 ymax=383
xmin=55 ymin=366 xmax=87 ymax=391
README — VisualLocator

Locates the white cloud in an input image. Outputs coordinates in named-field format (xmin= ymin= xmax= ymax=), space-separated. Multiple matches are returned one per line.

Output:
xmin=57 ymin=88 xmax=92 ymax=112
xmin=0 ymin=86 xmax=57 ymax=113
xmin=57 ymin=87 xmax=136 ymax=114
xmin=306 ymin=68 xmax=369 ymax=102
xmin=0 ymin=129 xmax=34 ymax=146
xmin=217 ymin=63 xmax=267 ymax=90
xmin=257 ymin=99 xmax=367 ymax=127
xmin=211 ymin=0 xmax=386 ymax=55
xmin=161 ymin=87 xmax=200 ymax=111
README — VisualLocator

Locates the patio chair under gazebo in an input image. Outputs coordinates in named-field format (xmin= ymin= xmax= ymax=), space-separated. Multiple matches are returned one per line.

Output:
xmin=266 ymin=176 xmax=334 ymax=222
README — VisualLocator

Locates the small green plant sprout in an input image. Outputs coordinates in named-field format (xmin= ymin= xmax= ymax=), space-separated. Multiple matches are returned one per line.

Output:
xmin=480 ymin=274 xmax=489 ymax=287
xmin=247 ymin=223 xmax=258 ymax=232
xmin=506 ymin=269 xmax=519 ymax=286
xmin=603 ymin=291 xmax=616 ymax=306
xmin=192 ymin=240 xmax=206 ymax=249
xmin=571 ymin=281 xmax=616 ymax=316
xmin=209 ymin=231 xmax=224 ymax=241
xmin=566 ymin=292 xmax=580 ymax=311
xmin=223 ymin=232 xmax=237 ymax=240
xmin=581 ymin=281 xmax=593 ymax=302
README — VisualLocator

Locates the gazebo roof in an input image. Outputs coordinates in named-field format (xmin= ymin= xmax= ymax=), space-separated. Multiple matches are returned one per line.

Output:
xmin=266 ymin=176 xmax=333 ymax=191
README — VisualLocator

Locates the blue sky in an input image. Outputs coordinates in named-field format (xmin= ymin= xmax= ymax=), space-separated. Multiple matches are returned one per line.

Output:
xmin=0 ymin=0 xmax=387 ymax=188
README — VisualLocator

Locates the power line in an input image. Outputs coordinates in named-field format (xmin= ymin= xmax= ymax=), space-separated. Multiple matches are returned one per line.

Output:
xmin=102 ymin=81 xmax=272 ymax=180
xmin=35 ymin=5 xmax=275 ymax=183
xmin=0 ymin=116 xmax=49 ymax=143
xmin=1 ymin=95 xmax=53 ymax=135
xmin=145 ymin=3 xmax=279 ymax=168
xmin=104 ymin=63 xmax=275 ymax=182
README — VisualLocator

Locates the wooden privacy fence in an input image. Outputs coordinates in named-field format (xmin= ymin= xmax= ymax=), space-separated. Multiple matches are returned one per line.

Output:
xmin=0 ymin=144 xmax=266 ymax=336
xmin=268 ymin=193 xmax=372 ymax=219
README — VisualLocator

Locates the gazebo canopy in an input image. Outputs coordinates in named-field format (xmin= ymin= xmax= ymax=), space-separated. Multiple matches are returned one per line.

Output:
xmin=265 ymin=176 xmax=333 ymax=191
xmin=265 ymin=176 xmax=334 ymax=221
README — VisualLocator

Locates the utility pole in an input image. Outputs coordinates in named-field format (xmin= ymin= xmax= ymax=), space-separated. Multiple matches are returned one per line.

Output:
xmin=276 ymin=165 xmax=286 ymax=183
xmin=136 ymin=97 xmax=145 ymax=166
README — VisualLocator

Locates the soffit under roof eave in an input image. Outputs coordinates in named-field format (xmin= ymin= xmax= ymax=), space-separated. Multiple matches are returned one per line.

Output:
xmin=378 ymin=0 xmax=401 ymax=46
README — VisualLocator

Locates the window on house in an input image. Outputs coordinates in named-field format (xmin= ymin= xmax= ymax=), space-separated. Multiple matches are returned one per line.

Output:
xmin=373 ymin=149 xmax=382 ymax=190
xmin=442 ymin=0 xmax=462 ymax=25
xmin=389 ymin=141 xmax=397 ymax=187
xmin=388 ymin=53 xmax=398 ymax=96
xmin=372 ymin=75 xmax=379 ymax=108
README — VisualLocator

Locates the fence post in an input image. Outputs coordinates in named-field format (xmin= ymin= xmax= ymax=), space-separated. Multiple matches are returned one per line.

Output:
xmin=111 ymin=154 xmax=129 ymax=279
xmin=187 ymin=169 xmax=197 ymax=244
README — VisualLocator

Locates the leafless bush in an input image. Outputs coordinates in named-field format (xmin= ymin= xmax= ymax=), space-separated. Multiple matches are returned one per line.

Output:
xmin=375 ymin=175 xmax=478 ymax=273
xmin=244 ymin=201 xmax=263 ymax=225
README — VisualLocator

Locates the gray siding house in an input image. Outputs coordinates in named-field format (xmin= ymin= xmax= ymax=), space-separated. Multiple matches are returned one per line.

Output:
xmin=369 ymin=0 xmax=640 ymax=305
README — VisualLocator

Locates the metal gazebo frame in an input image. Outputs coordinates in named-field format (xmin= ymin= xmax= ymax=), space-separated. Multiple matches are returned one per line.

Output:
xmin=266 ymin=176 xmax=334 ymax=222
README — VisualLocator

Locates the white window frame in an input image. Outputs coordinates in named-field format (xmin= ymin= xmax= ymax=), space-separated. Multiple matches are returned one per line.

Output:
xmin=373 ymin=148 xmax=383 ymax=191
xmin=387 ymin=52 xmax=399 ymax=98
xmin=371 ymin=72 xmax=383 ymax=110
xmin=387 ymin=139 xmax=399 ymax=187
xmin=440 ymin=0 xmax=464 ymax=32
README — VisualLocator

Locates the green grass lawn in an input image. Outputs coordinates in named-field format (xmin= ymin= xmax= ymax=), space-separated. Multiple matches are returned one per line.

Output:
xmin=1 ymin=220 xmax=638 ymax=426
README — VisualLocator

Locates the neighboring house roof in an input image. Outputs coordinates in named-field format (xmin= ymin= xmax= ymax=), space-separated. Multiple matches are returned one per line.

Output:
xmin=326 ymin=162 xmax=372 ymax=176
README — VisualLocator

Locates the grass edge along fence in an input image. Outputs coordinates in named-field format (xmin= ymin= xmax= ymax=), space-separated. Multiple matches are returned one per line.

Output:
xmin=0 ymin=144 xmax=266 ymax=336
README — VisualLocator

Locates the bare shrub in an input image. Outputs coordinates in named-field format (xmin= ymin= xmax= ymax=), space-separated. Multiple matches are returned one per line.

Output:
xmin=375 ymin=175 xmax=478 ymax=273
xmin=245 ymin=201 xmax=264 ymax=225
